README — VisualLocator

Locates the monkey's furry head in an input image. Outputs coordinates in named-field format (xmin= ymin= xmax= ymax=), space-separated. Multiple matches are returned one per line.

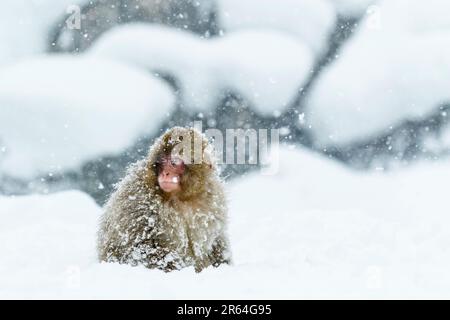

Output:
xmin=146 ymin=127 xmax=218 ymax=201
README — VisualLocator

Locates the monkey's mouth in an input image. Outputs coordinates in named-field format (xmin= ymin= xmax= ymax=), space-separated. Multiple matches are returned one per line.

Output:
xmin=158 ymin=179 xmax=181 ymax=193
xmin=160 ymin=181 xmax=178 ymax=187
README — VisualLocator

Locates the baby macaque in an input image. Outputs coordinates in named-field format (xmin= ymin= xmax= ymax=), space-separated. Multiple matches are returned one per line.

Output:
xmin=97 ymin=127 xmax=230 ymax=272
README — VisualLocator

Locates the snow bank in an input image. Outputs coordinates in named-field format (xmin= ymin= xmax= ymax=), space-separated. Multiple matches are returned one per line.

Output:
xmin=0 ymin=56 xmax=175 ymax=178
xmin=2 ymin=148 xmax=450 ymax=298
xmin=305 ymin=0 xmax=450 ymax=147
xmin=0 ymin=0 xmax=86 ymax=65
xmin=89 ymin=24 xmax=314 ymax=115
xmin=0 ymin=191 xmax=101 ymax=298
xmin=216 ymin=0 xmax=336 ymax=54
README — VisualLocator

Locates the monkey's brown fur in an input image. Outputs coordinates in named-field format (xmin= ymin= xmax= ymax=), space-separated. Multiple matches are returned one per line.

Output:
xmin=97 ymin=127 xmax=231 ymax=272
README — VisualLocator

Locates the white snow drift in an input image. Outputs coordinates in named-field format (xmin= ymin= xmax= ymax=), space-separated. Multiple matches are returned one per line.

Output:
xmin=305 ymin=0 xmax=450 ymax=147
xmin=89 ymin=24 xmax=314 ymax=115
xmin=1 ymin=148 xmax=450 ymax=298
xmin=0 ymin=191 xmax=100 ymax=298
xmin=0 ymin=56 xmax=175 ymax=178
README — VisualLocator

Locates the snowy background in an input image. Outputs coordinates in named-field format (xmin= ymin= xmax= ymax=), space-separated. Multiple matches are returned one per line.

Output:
xmin=1 ymin=0 xmax=450 ymax=299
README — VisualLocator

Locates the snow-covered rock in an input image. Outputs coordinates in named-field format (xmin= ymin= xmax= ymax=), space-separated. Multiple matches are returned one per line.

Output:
xmin=216 ymin=0 xmax=336 ymax=54
xmin=0 ymin=56 xmax=175 ymax=179
xmin=1 ymin=148 xmax=450 ymax=298
xmin=305 ymin=0 xmax=450 ymax=147
xmin=89 ymin=24 xmax=314 ymax=116
xmin=0 ymin=0 xmax=87 ymax=65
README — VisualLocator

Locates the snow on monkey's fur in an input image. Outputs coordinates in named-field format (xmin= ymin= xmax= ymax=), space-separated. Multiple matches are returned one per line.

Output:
xmin=97 ymin=127 xmax=231 ymax=272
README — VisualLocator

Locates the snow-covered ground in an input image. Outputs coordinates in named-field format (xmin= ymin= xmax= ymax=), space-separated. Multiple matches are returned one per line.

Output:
xmin=1 ymin=147 xmax=450 ymax=299
xmin=0 ymin=56 xmax=175 ymax=179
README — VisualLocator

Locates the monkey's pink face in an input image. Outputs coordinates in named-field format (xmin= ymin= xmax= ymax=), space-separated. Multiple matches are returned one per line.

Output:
xmin=157 ymin=156 xmax=185 ymax=193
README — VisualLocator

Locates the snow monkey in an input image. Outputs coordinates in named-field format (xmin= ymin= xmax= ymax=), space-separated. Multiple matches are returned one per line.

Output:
xmin=98 ymin=127 xmax=231 ymax=272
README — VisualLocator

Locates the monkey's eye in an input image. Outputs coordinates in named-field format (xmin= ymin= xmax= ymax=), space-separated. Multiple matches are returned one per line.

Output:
xmin=171 ymin=158 xmax=184 ymax=166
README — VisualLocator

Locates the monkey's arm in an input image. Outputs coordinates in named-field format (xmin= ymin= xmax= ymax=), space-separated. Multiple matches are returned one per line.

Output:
xmin=210 ymin=235 xmax=232 ymax=267
xmin=137 ymin=237 xmax=186 ymax=272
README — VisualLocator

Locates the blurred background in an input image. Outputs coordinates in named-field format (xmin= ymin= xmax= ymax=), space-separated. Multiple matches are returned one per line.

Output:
xmin=1 ymin=0 xmax=450 ymax=205
xmin=3 ymin=0 xmax=450 ymax=299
